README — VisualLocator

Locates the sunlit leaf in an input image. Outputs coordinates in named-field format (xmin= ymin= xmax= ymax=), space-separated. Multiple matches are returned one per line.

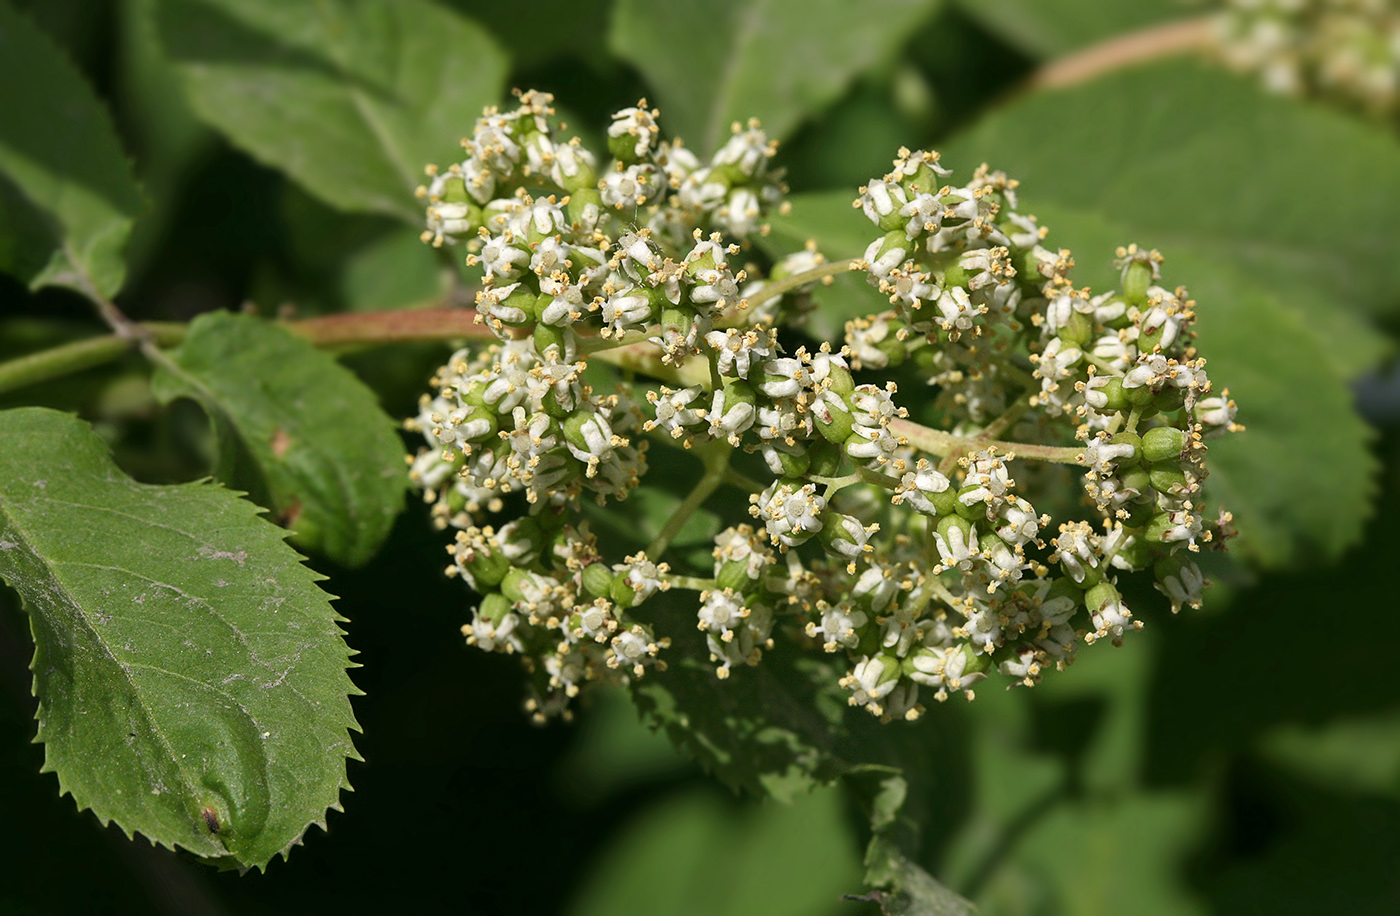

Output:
xmin=154 ymin=0 xmax=508 ymax=221
xmin=610 ymin=0 xmax=943 ymax=152
xmin=0 ymin=407 xmax=359 ymax=869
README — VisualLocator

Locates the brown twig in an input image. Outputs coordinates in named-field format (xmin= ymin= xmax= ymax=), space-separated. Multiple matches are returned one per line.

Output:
xmin=1026 ymin=16 xmax=1215 ymax=93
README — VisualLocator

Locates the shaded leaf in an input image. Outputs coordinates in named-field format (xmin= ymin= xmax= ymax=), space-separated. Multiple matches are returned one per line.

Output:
xmin=610 ymin=0 xmax=942 ymax=152
xmin=151 ymin=312 xmax=407 ymax=567
xmin=0 ymin=407 xmax=359 ymax=869
xmin=0 ymin=1 xmax=143 ymax=298
xmin=154 ymin=0 xmax=508 ymax=221
xmin=1145 ymin=468 xmax=1400 ymax=784
xmin=978 ymin=792 xmax=1207 ymax=916
xmin=848 ymin=767 xmax=978 ymax=916
xmin=566 ymin=786 xmax=862 ymax=916
xmin=631 ymin=626 xmax=847 ymax=802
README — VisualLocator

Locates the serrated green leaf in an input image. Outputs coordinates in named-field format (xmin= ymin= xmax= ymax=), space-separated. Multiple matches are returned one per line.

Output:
xmin=609 ymin=0 xmax=943 ymax=152
xmin=942 ymin=59 xmax=1400 ymax=364
xmin=0 ymin=1 xmax=143 ymax=298
xmin=0 ymin=407 xmax=359 ymax=869
xmin=150 ymin=312 xmax=407 ymax=567
xmin=952 ymin=0 xmax=1184 ymax=57
xmin=154 ymin=0 xmax=508 ymax=222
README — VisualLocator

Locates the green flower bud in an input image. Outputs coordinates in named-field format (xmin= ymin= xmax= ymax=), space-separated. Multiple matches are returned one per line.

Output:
xmin=1141 ymin=426 xmax=1187 ymax=463
xmin=1144 ymin=511 xmax=1177 ymax=543
xmin=954 ymin=486 xmax=985 ymax=522
xmin=807 ymin=440 xmax=845 ymax=478
xmin=582 ymin=563 xmax=615 ymax=600
xmin=1124 ymin=379 xmax=1156 ymax=407
xmin=1152 ymin=387 xmax=1186 ymax=413
xmin=1149 ymin=465 xmax=1191 ymax=498
xmin=478 ymin=592 xmax=513 ymax=625
xmin=1113 ymin=535 xmax=1153 ymax=571
xmin=937 ymin=513 xmax=975 ymax=546
xmin=1120 ymin=466 xmax=1153 ymax=501
xmin=770 ymin=448 xmax=810 ymax=479
xmin=815 ymin=396 xmax=855 ymax=445
xmin=1110 ymin=430 xmax=1143 ymax=462
xmin=567 ymin=187 xmax=603 ymax=221
xmin=716 ymin=558 xmax=754 ymax=593
xmin=1122 ymin=259 xmax=1153 ymax=306
xmin=940 ymin=258 xmax=970 ymax=291
xmin=500 ymin=567 xmax=532 ymax=604
xmin=1084 ymin=581 xmax=1120 ymax=613
xmin=533 ymin=323 xmax=570 ymax=360
xmin=610 ymin=577 xmax=639 ymax=609
xmin=1061 ymin=310 xmax=1094 ymax=349
xmin=1093 ymin=376 xmax=1131 ymax=414
xmin=462 ymin=539 xmax=510 ymax=589
xmin=824 ymin=362 xmax=856 ymax=399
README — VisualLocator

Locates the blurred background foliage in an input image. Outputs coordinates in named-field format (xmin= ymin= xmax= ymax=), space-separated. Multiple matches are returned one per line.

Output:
xmin=2 ymin=0 xmax=1399 ymax=912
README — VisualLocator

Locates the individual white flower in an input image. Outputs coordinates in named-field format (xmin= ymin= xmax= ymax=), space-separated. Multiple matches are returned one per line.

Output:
xmin=717 ymin=187 xmax=762 ymax=237
xmin=860 ymin=178 xmax=907 ymax=228
xmin=996 ymin=497 xmax=1042 ymax=547
xmin=893 ymin=459 xmax=951 ymax=516
xmin=607 ymin=624 xmax=664 ymax=677
xmin=465 ymin=610 xmax=524 ymax=653
xmin=1156 ymin=558 xmax=1205 ymax=613
xmin=476 ymin=281 xmax=530 ymax=327
xmin=753 ymin=481 xmax=826 ymax=548
xmin=608 ymin=105 xmax=661 ymax=160
xmin=615 ymin=554 xmax=665 ymax=604
xmin=850 ymin=565 xmax=898 ymax=614
xmin=756 ymin=356 xmax=807 ymax=399
xmin=935 ymin=285 xmax=980 ymax=337
xmin=842 ymin=654 xmax=901 ymax=712
xmin=805 ymin=600 xmax=867 ymax=651
xmin=705 ymin=384 xmax=757 ymax=444
xmin=933 ymin=520 xmax=979 ymax=571
xmin=1089 ymin=594 xmax=1138 ymax=645
xmin=712 ymin=122 xmax=775 ymax=177
xmin=601 ymin=288 xmax=653 ymax=335
xmin=601 ymin=162 xmax=660 ymax=208
xmin=705 ymin=327 xmax=773 ymax=378
xmin=698 ymin=587 xmax=747 ymax=637
xmin=645 ymin=385 xmax=704 ymax=438
xmin=1082 ymin=433 xmax=1137 ymax=474
xmin=1195 ymin=396 xmax=1240 ymax=435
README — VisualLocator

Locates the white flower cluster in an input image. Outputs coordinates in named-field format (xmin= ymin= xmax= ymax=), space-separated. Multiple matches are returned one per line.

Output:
xmin=409 ymin=95 xmax=1239 ymax=723
xmin=1213 ymin=0 xmax=1400 ymax=118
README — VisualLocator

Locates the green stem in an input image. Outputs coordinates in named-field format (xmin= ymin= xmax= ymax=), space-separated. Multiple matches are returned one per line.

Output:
xmin=666 ymin=574 xmax=718 ymax=593
xmin=645 ymin=442 xmax=732 ymax=559
xmin=724 ymin=466 xmax=767 ymax=494
xmin=713 ymin=257 xmax=861 ymax=328
xmin=977 ymin=393 xmax=1033 ymax=442
xmin=0 ymin=327 xmax=177 ymax=397
xmin=0 ymin=308 xmax=494 ymax=397
xmin=891 ymin=417 xmax=1085 ymax=467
